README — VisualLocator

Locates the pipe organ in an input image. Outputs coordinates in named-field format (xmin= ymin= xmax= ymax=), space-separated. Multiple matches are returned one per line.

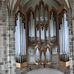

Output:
xmin=15 ymin=13 xmax=27 ymax=63
xmin=59 ymin=11 xmax=69 ymax=62
xmin=15 ymin=0 xmax=70 ymax=68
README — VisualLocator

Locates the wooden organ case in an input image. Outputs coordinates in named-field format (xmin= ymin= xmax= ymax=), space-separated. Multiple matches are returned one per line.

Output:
xmin=15 ymin=0 xmax=70 ymax=69
xmin=27 ymin=0 xmax=58 ymax=65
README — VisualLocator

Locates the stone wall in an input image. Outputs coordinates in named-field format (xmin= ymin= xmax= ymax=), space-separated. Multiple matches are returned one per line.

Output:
xmin=0 ymin=0 xmax=16 ymax=74
xmin=68 ymin=0 xmax=74 ymax=74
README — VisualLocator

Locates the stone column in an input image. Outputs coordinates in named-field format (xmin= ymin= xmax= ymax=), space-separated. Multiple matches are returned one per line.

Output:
xmin=69 ymin=0 xmax=74 ymax=74
xmin=6 ymin=13 xmax=16 ymax=74
xmin=71 ymin=0 xmax=74 ymax=74
xmin=0 ymin=0 xmax=16 ymax=74
xmin=0 ymin=0 xmax=8 ymax=74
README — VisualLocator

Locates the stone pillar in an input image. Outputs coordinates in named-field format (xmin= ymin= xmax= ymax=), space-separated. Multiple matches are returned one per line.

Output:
xmin=0 ymin=1 xmax=8 ymax=74
xmin=69 ymin=0 xmax=74 ymax=74
xmin=0 ymin=0 xmax=16 ymax=74
xmin=71 ymin=1 xmax=74 ymax=74
xmin=6 ymin=13 xmax=16 ymax=74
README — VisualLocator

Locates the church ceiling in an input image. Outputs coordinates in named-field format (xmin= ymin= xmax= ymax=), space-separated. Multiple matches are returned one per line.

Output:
xmin=20 ymin=0 xmax=61 ymax=10
xmin=7 ymin=0 xmax=70 ymax=12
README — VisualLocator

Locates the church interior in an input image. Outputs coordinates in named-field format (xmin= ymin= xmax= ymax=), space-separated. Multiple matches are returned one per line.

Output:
xmin=0 ymin=0 xmax=74 ymax=74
